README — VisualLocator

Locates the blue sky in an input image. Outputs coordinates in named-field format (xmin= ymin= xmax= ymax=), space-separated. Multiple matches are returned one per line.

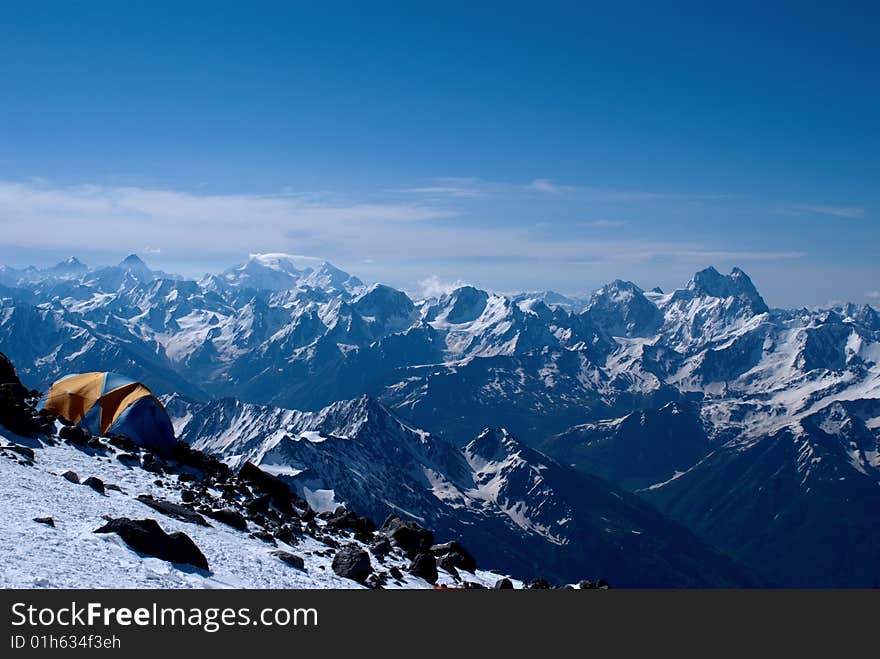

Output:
xmin=0 ymin=1 xmax=877 ymax=306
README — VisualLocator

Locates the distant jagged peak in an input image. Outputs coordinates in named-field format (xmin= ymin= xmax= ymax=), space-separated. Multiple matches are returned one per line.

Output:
xmin=685 ymin=266 xmax=769 ymax=314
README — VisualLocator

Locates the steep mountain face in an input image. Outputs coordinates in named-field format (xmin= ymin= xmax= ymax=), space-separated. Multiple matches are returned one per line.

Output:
xmin=166 ymin=394 xmax=757 ymax=587
xmin=540 ymin=401 xmax=710 ymax=491
xmin=644 ymin=398 xmax=880 ymax=587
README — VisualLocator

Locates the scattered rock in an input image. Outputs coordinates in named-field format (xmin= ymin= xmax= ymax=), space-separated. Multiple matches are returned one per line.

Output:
xmin=494 ymin=578 xmax=514 ymax=589
xmin=431 ymin=540 xmax=477 ymax=573
xmin=381 ymin=515 xmax=433 ymax=556
xmin=106 ymin=434 xmax=140 ymax=452
xmin=578 ymin=579 xmax=596 ymax=590
xmin=408 ymin=552 xmax=438 ymax=584
xmin=136 ymin=494 xmax=210 ymax=526
xmin=437 ymin=555 xmax=461 ymax=580
xmin=370 ymin=537 xmax=392 ymax=557
xmin=33 ymin=516 xmax=55 ymax=527
xmin=271 ymin=550 xmax=305 ymax=569
xmin=141 ymin=454 xmax=164 ymax=474
xmin=105 ymin=483 xmax=125 ymax=493
xmin=331 ymin=545 xmax=372 ymax=584
xmin=94 ymin=517 xmax=209 ymax=570
xmin=61 ymin=470 xmax=80 ymax=484
xmin=325 ymin=508 xmax=376 ymax=535
xmin=4 ymin=444 xmax=35 ymax=462
xmin=527 ymin=578 xmax=550 ymax=590
xmin=116 ymin=453 xmax=140 ymax=467
xmin=365 ymin=573 xmax=385 ymax=589
xmin=250 ymin=530 xmax=276 ymax=545
xmin=59 ymin=425 xmax=91 ymax=445
xmin=245 ymin=495 xmax=271 ymax=515
xmin=180 ymin=489 xmax=197 ymax=503
xmin=83 ymin=476 xmax=105 ymax=494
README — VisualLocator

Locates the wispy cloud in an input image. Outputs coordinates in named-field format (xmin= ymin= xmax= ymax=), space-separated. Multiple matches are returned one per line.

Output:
xmin=417 ymin=274 xmax=469 ymax=299
xmin=775 ymin=204 xmax=865 ymax=218
xmin=586 ymin=188 xmax=733 ymax=202
xmin=866 ymin=291 xmax=880 ymax=299
xmin=581 ymin=219 xmax=629 ymax=228
xmin=0 ymin=179 xmax=803 ymax=288
xmin=525 ymin=178 xmax=571 ymax=195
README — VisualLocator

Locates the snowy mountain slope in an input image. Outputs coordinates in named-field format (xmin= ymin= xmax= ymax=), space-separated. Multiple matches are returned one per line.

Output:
xmin=643 ymin=397 xmax=880 ymax=587
xmin=0 ymin=356 xmax=519 ymax=590
xmin=166 ymin=394 xmax=758 ymax=587
xmin=2 ymin=254 xmax=880 ymax=586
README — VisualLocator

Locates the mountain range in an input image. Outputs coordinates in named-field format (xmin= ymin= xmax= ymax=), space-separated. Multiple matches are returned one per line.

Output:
xmin=1 ymin=253 xmax=878 ymax=586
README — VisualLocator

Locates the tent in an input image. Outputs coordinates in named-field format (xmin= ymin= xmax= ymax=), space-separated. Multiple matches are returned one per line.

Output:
xmin=39 ymin=372 xmax=175 ymax=452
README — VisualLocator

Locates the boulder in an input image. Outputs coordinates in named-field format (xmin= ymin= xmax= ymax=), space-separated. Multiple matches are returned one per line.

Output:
xmin=136 ymin=495 xmax=209 ymax=526
xmin=271 ymin=550 xmax=305 ymax=569
xmin=82 ymin=476 xmax=105 ymax=494
xmin=325 ymin=508 xmax=376 ymax=535
xmin=141 ymin=454 xmax=164 ymax=474
xmin=33 ymin=516 xmax=55 ymax=527
xmin=494 ymin=578 xmax=514 ymax=590
xmin=59 ymin=425 xmax=91 ymax=445
xmin=527 ymin=578 xmax=551 ymax=590
xmin=331 ymin=545 xmax=372 ymax=584
xmin=61 ymin=470 xmax=80 ymax=484
xmin=380 ymin=515 xmax=433 ymax=555
xmin=408 ymin=552 xmax=438 ymax=584
xmin=94 ymin=517 xmax=209 ymax=570
xmin=431 ymin=540 xmax=477 ymax=573
xmin=204 ymin=507 xmax=251 ymax=532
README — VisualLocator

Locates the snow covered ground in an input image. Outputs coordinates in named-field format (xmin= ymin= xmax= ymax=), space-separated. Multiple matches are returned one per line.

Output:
xmin=0 ymin=427 xmax=516 ymax=589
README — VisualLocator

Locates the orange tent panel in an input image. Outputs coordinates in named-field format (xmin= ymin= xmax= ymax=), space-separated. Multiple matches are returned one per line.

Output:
xmin=42 ymin=372 xmax=105 ymax=424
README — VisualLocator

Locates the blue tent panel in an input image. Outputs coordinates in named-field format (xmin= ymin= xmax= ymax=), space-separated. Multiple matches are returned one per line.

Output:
xmin=102 ymin=372 xmax=137 ymax=396
xmin=108 ymin=396 xmax=176 ymax=452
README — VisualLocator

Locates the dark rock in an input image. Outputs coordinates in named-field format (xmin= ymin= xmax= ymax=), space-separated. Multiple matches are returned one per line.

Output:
xmin=105 ymin=483 xmax=124 ymax=493
xmin=275 ymin=524 xmax=302 ymax=546
xmin=388 ymin=566 xmax=404 ymax=581
xmin=83 ymin=476 xmax=105 ymax=494
xmin=245 ymin=495 xmax=271 ymax=515
xmin=430 ymin=540 xmax=477 ymax=573
xmin=325 ymin=508 xmax=376 ymax=535
xmin=141 ymin=454 xmax=164 ymax=474
xmin=331 ymin=545 xmax=372 ymax=584
xmin=578 ymin=580 xmax=596 ymax=590
xmin=408 ymin=552 xmax=438 ymax=584
xmin=494 ymin=578 xmax=514 ymax=589
xmin=381 ymin=515 xmax=433 ymax=556
xmin=59 ymin=425 xmax=91 ymax=445
xmin=4 ymin=444 xmax=35 ymax=461
xmin=106 ymin=434 xmax=140 ymax=452
xmin=597 ymin=579 xmax=610 ymax=590
xmin=180 ymin=489 xmax=196 ymax=503
xmin=527 ymin=578 xmax=551 ymax=589
xmin=116 ymin=453 xmax=140 ymax=467
xmin=61 ymin=470 xmax=80 ymax=484
xmin=250 ymin=530 xmax=276 ymax=545
xmin=33 ymin=516 xmax=55 ymax=527
xmin=136 ymin=495 xmax=210 ymax=526
xmin=437 ymin=555 xmax=461 ymax=580
xmin=370 ymin=537 xmax=392 ymax=557
xmin=178 ymin=472 xmax=196 ymax=483
xmin=271 ymin=550 xmax=305 ymax=569
xmin=94 ymin=517 xmax=209 ymax=570
xmin=365 ymin=573 xmax=385 ymax=589
xmin=238 ymin=462 xmax=297 ymax=513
